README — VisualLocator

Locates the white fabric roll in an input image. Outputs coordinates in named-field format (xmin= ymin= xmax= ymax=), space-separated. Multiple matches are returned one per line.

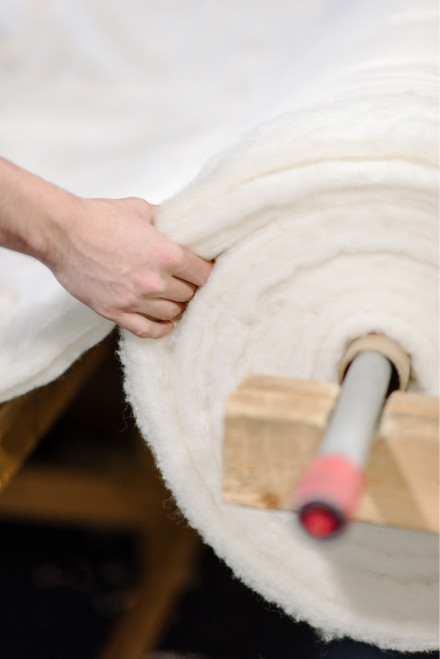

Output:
xmin=120 ymin=5 xmax=439 ymax=650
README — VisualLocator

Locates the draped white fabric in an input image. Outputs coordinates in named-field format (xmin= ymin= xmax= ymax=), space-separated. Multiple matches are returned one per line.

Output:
xmin=1 ymin=0 xmax=348 ymax=400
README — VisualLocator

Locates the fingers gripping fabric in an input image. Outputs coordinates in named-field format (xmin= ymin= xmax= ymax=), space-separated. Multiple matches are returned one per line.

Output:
xmin=120 ymin=90 xmax=439 ymax=651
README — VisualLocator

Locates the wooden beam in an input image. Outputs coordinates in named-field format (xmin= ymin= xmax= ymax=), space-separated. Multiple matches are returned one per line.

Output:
xmin=223 ymin=374 xmax=439 ymax=533
xmin=99 ymin=521 xmax=200 ymax=659
xmin=0 ymin=336 xmax=201 ymax=659
xmin=0 ymin=462 xmax=156 ymax=527
xmin=0 ymin=336 xmax=113 ymax=493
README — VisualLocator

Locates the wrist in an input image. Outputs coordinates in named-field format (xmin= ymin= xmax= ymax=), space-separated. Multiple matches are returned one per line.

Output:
xmin=29 ymin=185 xmax=83 ymax=270
xmin=0 ymin=158 xmax=82 ymax=267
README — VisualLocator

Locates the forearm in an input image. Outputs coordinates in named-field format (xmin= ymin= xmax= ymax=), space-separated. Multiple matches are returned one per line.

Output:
xmin=0 ymin=157 xmax=79 ymax=266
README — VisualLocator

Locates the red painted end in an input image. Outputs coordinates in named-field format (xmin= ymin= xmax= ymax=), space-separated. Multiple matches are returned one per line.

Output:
xmin=299 ymin=505 xmax=342 ymax=539
xmin=295 ymin=455 xmax=364 ymax=539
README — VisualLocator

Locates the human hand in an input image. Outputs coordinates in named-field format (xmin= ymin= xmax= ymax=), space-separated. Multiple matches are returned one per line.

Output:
xmin=47 ymin=197 xmax=213 ymax=338
xmin=0 ymin=159 xmax=211 ymax=337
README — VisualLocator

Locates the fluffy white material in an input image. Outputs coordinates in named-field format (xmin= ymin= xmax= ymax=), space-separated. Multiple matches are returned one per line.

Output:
xmin=1 ymin=0 xmax=381 ymax=402
xmin=0 ymin=248 xmax=113 ymax=402
xmin=120 ymin=2 xmax=439 ymax=651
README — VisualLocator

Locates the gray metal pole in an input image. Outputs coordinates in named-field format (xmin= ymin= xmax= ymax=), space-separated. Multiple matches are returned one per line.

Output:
xmin=319 ymin=351 xmax=393 ymax=466
xmin=295 ymin=351 xmax=394 ymax=539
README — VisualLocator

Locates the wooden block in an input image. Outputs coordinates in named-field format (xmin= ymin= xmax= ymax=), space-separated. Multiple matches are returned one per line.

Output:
xmin=223 ymin=375 xmax=339 ymax=510
xmin=223 ymin=374 xmax=439 ymax=533
xmin=360 ymin=392 xmax=439 ymax=532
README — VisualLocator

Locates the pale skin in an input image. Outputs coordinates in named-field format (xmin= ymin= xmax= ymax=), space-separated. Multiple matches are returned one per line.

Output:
xmin=0 ymin=158 xmax=213 ymax=338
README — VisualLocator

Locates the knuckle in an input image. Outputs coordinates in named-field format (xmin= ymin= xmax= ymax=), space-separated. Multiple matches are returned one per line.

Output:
xmin=125 ymin=196 xmax=147 ymax=210
xmin=151 ymin=322 xmax=174 ymax=339
xmin=157 ymin=302 xmax=183 ymax=321
xmin=143 ymin=274 xmax=166 ymax=296
xmin=130 ymin=319 xmax=173 ymax=339
xmin=182 ymin=284 xmax=196 ymax=302
xmin=98 ymin=304 xmax=118 ymax=321
xmin=134 ymin=326 xmax=153 ymax=339
xmin=134 ymin=323 xmax=168 ymax=339
xmin=119 ymin=291 xmax=139 ymax=310
xmin=161 ymin=245 xmax=184 ymax=272
xmin=124 ymin=275 xmax=165 ymax=300
xmin=127 ymin=197 xmax=155 ymax=219
xmin=200 ymin=261 xmax=213 ymax=285
xmin=160 ymin=309 xmax=175 ymax=321
xmin=120 ymin=315 xmax=154 ymax=339
xmin=105 ymin=283 xmax=139 ymax=312
xmin=109 ymin=310 xmax=172 ymax=340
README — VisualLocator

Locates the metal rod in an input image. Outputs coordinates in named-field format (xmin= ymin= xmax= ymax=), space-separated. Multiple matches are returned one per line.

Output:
xmin=319 ymin=351 xmax=393 ymax=466
xmin=295 ymin=351 xmax=393 ymax=539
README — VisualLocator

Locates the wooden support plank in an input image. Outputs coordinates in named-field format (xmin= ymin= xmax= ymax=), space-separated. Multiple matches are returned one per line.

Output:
xmin=0 ymin=336 xmax=112 ymax=493
xmin=99 ymin=522 xmax=200 ymax=659
xmin=0 ymin=431 xmax=201 ymax=659
xmin=0 ymin=339 xmax=200 ymax=659
xmin=223 ymin=374 xmax=439 ymax=533
xmin=0 ymin=462 xmax=157 ymax=527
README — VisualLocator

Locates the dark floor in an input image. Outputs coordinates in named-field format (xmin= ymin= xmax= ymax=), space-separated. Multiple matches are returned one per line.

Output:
xmin=0 ymin=518 xmax=437 ymax=659
xmin=156 ymin=543 xmax=438 ymax=659
xmin=0 ymin=520 xmax=138 ymax=659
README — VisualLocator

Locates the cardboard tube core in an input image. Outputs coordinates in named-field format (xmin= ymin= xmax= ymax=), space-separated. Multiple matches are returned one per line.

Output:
xmin=338 ymin=334 xmax=411 ymax=390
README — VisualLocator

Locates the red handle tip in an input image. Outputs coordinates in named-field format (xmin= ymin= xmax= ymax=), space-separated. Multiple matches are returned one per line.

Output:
xmin=299 ymin=504 xmax=344 ymax=539
xmin=294 ymin=455 xmax=364 ymax=539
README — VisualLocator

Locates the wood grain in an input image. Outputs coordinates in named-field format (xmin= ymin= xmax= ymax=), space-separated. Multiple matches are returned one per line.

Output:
xmin=223 ymin=374 xmax=439 ymax=533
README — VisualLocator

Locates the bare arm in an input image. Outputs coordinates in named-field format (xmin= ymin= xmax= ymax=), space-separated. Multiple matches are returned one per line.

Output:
xmin=0 ymin=158 xmax=212 ymax=338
